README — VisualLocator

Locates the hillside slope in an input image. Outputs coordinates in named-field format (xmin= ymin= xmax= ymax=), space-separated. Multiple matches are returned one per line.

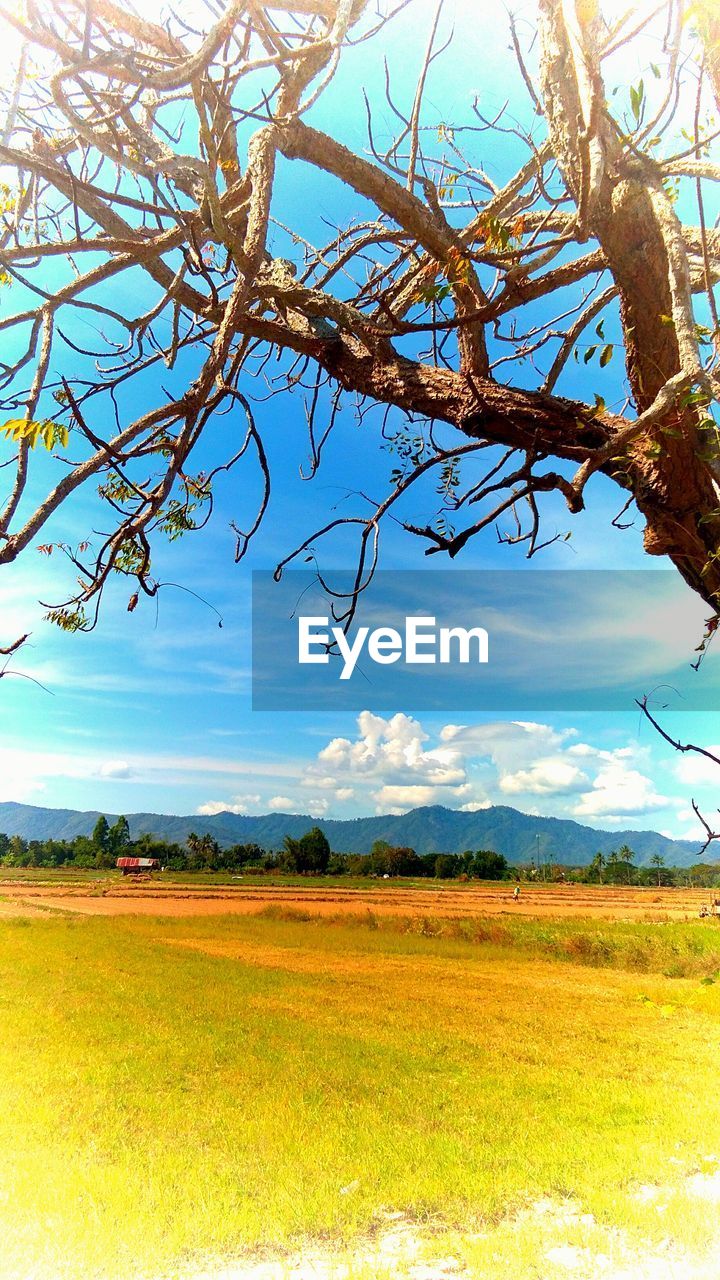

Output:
xmin=0 ymin=801 xmax=701 ymax=867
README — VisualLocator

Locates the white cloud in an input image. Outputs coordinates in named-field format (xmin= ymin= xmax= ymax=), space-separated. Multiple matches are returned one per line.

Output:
xmin=371 ymin=784 xmax=446 ymax=814
xmin=196 ymin=792 xmax=266 ymax=816
xmin=675 ymin=749 xmax=720 ymax=788
xmin=199 ymin=791 xmax=288 ymax=816
xmin=98 ymin=760 xmax=135 ymax=780
xmin=309 ymin=711 xmax=473 ymax=813
xmin=307 ymin=713 xmax=684 ymax=830
xmin=3 ymin=701 xmax=692 ymax=838
xmin=313 ymin=711 xmax=466 ymax=788
xmin=268 ymin=795 xmax=294 ymax=811
xmin=668 ymin=806 xmax=719 ymax=845
xmin=198 ymin=800 xmax=251 ymax=816
xmin=441 ymin=720 xmax=577 ymax=774
xmin=0 ymin=768 xmax=45 ymax=804
xmin=0 ymin=748 xmax=136 ymax=798
xmin=572 ymin=762 xmax=670 ymax=819
xmin=500 ymin=759 xmax=589 ymax=797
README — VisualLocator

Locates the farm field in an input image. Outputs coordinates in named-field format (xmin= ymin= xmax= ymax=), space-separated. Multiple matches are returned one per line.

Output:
xmin=1 ymin=874 xmax=719 ymax=921
xmin=3 ymin=900 xmax=720 ymax=1278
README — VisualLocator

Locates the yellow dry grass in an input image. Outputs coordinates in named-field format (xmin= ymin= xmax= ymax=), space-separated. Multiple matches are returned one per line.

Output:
xmin=1 ymin=910 xmax=720 ymax=1278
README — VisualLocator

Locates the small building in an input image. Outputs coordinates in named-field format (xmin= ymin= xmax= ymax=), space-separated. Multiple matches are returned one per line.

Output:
xmin=116 ymin=857 xmax=160 ymax=876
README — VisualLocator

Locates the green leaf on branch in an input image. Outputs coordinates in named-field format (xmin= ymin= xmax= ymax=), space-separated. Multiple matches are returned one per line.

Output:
xmin=630 ymin=80 xmax=645 ymax=123
xmin=44 ymin=607 xmax=88 ymax=633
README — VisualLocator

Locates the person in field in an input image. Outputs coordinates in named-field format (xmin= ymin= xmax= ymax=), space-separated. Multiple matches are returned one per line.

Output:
xmin=513 ymin=885 xmax=521 ymax=902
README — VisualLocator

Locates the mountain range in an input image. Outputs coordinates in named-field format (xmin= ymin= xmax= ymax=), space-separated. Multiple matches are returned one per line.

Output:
xmin=0 ymin=801 xmax=703 ymax=867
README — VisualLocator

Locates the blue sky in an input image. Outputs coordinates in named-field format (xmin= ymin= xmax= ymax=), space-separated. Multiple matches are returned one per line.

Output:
xmin=1 ymin=0 xmax=719 ymax=846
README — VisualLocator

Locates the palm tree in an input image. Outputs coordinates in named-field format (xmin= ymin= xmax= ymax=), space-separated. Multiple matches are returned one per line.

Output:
xmin=186 ymin=831 xmax=220 ymax=870
xmin=617 ymin=844 xmax=636 ymax=886
xmin=589 ymin=851 xmax=606 ymax=885
xmin=650 ymin=853 xmax=666 ymax=888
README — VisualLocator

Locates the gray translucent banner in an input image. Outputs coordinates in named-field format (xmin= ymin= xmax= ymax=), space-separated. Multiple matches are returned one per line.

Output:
xmin=251 ymin=570 xmax=718 ymax=711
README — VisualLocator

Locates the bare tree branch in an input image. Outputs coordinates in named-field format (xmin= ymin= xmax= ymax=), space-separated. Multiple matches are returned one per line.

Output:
xmin=0 ymin=0 xmax=717 ymax=630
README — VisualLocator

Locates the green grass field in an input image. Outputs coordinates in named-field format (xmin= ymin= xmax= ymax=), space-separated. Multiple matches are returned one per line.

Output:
xmin=3 ymin=909 xmax=720 ymax=1278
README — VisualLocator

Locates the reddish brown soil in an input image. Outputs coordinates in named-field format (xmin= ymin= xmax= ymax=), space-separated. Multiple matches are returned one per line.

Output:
xmin=0 ymin=897 xmax=45 ymax=917
xmin=0 ymin=880 xmax=714 ymax=921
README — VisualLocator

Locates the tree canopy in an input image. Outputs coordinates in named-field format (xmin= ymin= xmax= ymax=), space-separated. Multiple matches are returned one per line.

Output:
xmin=0 ymin=0 xmax=719 ymax=629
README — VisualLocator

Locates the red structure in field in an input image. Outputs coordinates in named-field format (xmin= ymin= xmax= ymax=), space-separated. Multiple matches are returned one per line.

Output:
xmin=116 ymin=857 xmax=160 ymax=875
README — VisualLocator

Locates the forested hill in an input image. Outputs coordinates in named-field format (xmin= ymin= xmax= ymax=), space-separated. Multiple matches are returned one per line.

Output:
xmin=0 ymin=802 xmax=700 ymax=867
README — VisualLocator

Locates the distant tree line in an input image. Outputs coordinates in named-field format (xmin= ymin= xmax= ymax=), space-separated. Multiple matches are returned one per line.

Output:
xmin=0 ymin=821 xmax=511 ymax=879
xmin=0 ymin=821 xmax=716 ymax=887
